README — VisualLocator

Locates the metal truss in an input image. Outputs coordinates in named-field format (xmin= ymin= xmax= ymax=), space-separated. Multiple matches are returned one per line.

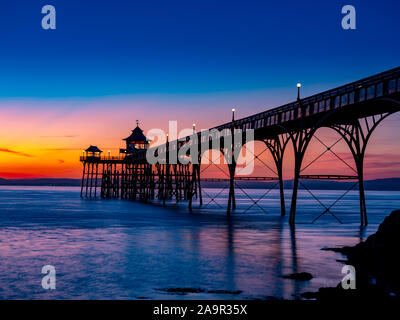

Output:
xmin=287 ymin=112 xmax=393 ymax=226
xmin=329 ymin=113 xmax=391 ymax=225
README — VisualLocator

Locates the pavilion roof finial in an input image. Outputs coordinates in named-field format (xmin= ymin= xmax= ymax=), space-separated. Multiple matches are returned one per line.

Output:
xmin=136 ymin=120 xmax=139 ymax=127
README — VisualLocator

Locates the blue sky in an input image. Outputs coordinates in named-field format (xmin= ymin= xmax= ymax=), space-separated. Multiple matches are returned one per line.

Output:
xmin=0 ymin=0 xmax=399 ymax=98
xmin=0 ymin=0 xmax=400 ymax=179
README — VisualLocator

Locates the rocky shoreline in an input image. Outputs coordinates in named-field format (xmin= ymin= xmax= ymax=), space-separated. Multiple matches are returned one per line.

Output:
xmin=303 ymin=210 xmax=400 ymax=300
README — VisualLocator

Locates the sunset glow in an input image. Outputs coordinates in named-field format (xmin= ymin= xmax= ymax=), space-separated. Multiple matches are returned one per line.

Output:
xmin=1 ymin=1 xmax=399 ymax=181
xmin=1 ymin=96 xmax=399 ymax=180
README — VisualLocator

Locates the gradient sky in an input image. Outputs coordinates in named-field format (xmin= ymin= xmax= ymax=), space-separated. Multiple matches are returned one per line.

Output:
xmin=0 ymin=0 xmax=399 ymax=179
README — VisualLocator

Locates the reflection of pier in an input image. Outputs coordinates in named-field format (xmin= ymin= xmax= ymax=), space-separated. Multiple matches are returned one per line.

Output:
xmin=80 ymin=67 xmax=400 ymax=225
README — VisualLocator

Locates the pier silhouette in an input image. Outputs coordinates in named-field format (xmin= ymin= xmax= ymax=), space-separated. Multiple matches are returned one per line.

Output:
xmin=80 ymin=67 xmax=400 ymax=226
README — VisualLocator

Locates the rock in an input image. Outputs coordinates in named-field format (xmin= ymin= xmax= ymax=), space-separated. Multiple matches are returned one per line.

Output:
xmin=157 ymin=288 xmax=205 ymax=294
xmin=282 ymin=272 xmax=313 ymax=281
xmin=310 ymin=210 xmax=400 ymax=300
xmin=301 ymin=291 xmax=319 ymax=299
xmin=303 ymin=283 xmax=393 ymax=301
xmin=157 ymin=287 xmax=243 ymax=295
xmin=207 ymin=290 xmax=242 ymax=294
xmin=344 ymin=210 xmax=400 ymax=297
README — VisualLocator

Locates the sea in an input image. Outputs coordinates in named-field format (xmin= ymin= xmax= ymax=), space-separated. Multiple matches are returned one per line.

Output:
xmin=0 ymin=186 xmax=399 ymax=300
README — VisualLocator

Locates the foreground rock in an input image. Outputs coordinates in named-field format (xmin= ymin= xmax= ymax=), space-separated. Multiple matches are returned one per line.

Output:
xmin=282 ymin=272 xmax=313 ymax=281
xmin=304 ymin=210 xmax=400 ymax=300
xmin=157 ymin=288 xmax=242 ymax=295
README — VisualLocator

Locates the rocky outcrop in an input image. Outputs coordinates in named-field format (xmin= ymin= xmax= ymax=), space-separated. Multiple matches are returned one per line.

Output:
xmin=282 ymin=272 xmax=313 ymax=281
xmin=304 ymin=210 xmax=400 ymax=300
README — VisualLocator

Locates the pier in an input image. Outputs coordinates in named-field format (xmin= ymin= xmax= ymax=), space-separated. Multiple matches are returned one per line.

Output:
xmin=81 ymin=67 xmax=400 ymax=225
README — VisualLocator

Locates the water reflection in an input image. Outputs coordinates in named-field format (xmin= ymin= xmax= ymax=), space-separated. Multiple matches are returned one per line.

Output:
xmin=0 ymin=186 xmax=398 ymax=299
xmin=289 ymin=226 xmax=300 ymax=298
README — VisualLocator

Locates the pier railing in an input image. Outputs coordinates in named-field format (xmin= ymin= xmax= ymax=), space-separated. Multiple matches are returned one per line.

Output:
xmin=80 ymin=155 xmax=127 ymax=161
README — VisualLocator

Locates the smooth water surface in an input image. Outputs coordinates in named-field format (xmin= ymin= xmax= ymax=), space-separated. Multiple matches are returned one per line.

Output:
xmin=0 ymin=186 xmax=399 ymax=299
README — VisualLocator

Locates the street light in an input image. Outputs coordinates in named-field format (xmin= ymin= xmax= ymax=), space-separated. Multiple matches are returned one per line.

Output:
xmin=297 ymin=83 xmax=302 ymax=101
xmin=192 ymin=123 xmax=196 ymax=133
xmin=232 ymin=108 xmax=236 ymax=122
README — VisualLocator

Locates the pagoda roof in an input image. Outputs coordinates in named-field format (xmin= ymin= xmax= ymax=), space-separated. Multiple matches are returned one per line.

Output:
xmin=85 ymin=145 xmax=103 ymax=153
xmin=123 ymin=125 xmax=148 ymax=142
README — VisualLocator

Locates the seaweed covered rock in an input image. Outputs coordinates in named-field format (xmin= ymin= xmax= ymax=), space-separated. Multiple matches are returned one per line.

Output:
xmin=282 ymin=272 xmax=313 ymax=281
xmin=343 ymin=210 xmax=400 ymax=296
xmin=309 ymin=210 xmax=400 ymax=300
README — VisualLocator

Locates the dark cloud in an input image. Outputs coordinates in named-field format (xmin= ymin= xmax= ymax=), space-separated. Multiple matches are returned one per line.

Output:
xmin=0 ymin=148 xmax=33 ymax=157
xmin=40 ymin=135 xmax=77 ymax=138
xmin=366 ymin=162 xmax=400 ymax=169
xmin=44 ymin=148 xmax=80 ymax=151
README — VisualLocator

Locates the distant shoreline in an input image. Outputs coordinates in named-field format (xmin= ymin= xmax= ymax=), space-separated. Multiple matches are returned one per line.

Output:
xmin=1 ymin=177 xmax=400 ymax=191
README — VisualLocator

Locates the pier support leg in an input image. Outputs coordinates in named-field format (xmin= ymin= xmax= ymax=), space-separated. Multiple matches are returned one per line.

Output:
xmin=358 ymin=164 xmax=367 ymax=226
xmin=94 ymin=163 xmax=98 ymax=198
xmin=197 ymin=164 xmax=203 ymax=205
xmin=188 ymin=164 xmax=197 ymax=210
xmin=330 ymin=114 xmax=391 ymax=226
xmin=278 ymin=164 xmax=285 ymax=216
xmin=289 ymin=128 xmax=316 ymax=226
xmin=101 ymin=163 xmax=105 ymax=198
xmin=290 ymin=161 xmax=301 ymax=226
xmin=265 ymin=135 xmax=290 ymax=216
xmin=227 ymin=162 xmax=237 ymax=215
xmin=85 ymin=163 xmax=91 ymax=197
xmin=162 ymin=165 xmax=166 ymax=205
xmin=89 ymin=163 xmax=94 ymax=197
xmin=80 ymin=162 xmax=86 ymax=197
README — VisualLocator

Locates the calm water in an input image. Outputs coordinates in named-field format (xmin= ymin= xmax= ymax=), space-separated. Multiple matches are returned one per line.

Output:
xmin=0 ymin=186 xmax=399 ymax=300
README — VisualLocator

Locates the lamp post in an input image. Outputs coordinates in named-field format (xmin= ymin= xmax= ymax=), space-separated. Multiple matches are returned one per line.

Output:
xmin=192 ymin=123 xmax=196 ymax=133
xmin=232 ymin=108 xmax=236 ymax=122
xmin=297 ymin=83 xmax=302 ymax=101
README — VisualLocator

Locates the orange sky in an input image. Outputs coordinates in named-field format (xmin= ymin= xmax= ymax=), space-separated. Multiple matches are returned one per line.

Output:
xmin=1 ymin=95 xmax=400 ymax=180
